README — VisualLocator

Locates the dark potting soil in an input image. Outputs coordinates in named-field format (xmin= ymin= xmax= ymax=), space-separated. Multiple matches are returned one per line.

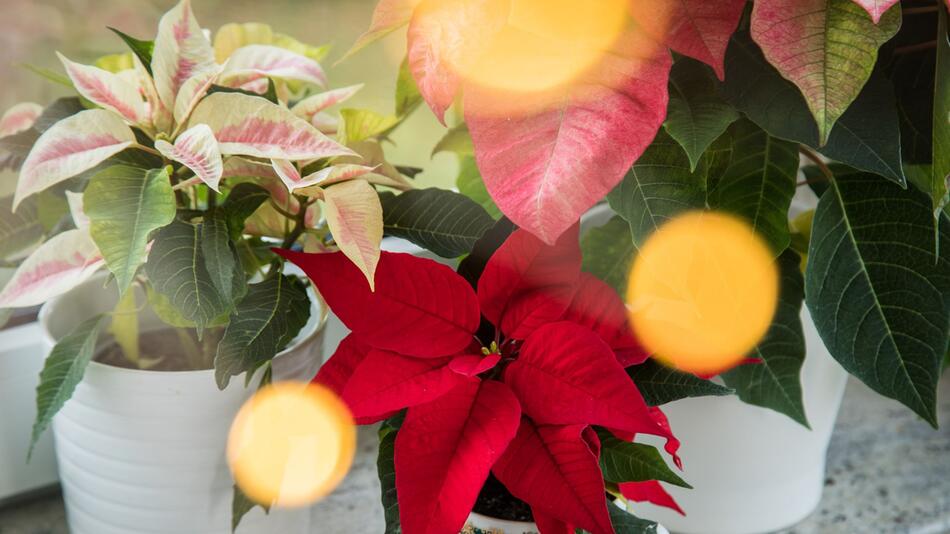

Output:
xmin=471 ymin=474 xmax=534 ymax=523
xmin=95 ymin=327 xmax=224 ymax=372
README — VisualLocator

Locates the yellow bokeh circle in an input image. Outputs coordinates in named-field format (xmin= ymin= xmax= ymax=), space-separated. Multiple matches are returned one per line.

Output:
xmin=449 ymin=0 xmax=629 ymax=94
xmin=627 ymin=211 xmax=779 ymax=376
xmin=227 ymin=382 xmax=356 ymax=508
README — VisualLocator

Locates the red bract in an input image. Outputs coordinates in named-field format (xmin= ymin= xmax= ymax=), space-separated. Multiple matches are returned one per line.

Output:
xmin=278 ymin=227 xmax=679 ymax=534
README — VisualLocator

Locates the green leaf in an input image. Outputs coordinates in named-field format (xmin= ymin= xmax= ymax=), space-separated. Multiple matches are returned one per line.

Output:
xmin=379 ymin=188 xmax=494 ymax=258
xmin=607 ymin=130 xmax=706 ymax=249
xmin=340 ymin=108 xmax=399 ymax=144
xmin=214 ymin=274 xmax=310 ymax=389
xmin=109 ymin=288 xmax=139 ymax=366
xmin=432 ymin=124 xmax=474 ymax=157
xmin=627 ymin=359 xmax=734 ymax=406
xmin=395 ymin=56 xmax=422 ymax=118
xmin=208 ymin=83 xmax=279 ymax=105
xmin=31 ymin=315 xmax=105 ymax=457
xmin=750 ymin=0 xmax=901 ymax=145
xmin=231 ymin=485 xmax=268 ymax=533
xmin=708 ymin=120 xmax=800 ymax=254
xmin=377 ymin=429 xmax=401 ymax=534
xmin=664 ymin=58 xmax=739 ymax=171
xmin=0 ymin=196 xmax=44 ymax=260
xmin=805 ymin=168 xmax=950 ymax=426
xmin=599 ymin=436 xmax=690 ymax=488
xmin=222 ymin=183 xmax=270 ymax=239
xmin=608 ymin=503 xmax=659 ymax=534
xmin=456 ymin=156 xmax=501 ymax=220
xmin=201 ymin=211 xmax=246 ymax=306
xmin=931 ymin=7 xmax=950 ymax=217
xmin=581 ymin=215 xmax=636 ymax=295
xmin=108 ymin=27 xmax=154 ymax=73
xmin=85 ymin=166 xmax=176 ymax=295
xmin=21 ymin=63 xmax=73 ymax=88
xmin=723 ymin=33 xmax=907 ymax=186
xmin=145 ymin=220 xmax=237 ymax=332
xmin=36 ymin=190 xmax=69 ymax=232
xmin=722 ymin=250 xmax=809 ymax=427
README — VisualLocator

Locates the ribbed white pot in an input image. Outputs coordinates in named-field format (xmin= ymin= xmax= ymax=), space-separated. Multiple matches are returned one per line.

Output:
xmin=633 ymin=309 xmax=847 ymax=534
xmin=0 ymin=320 xmax=59 ymax=502
xmin=39 ymin=275 xmax=327 ymax=534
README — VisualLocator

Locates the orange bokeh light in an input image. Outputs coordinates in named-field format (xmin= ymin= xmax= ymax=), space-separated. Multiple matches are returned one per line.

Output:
xmin=227 ymin=382 xmax=356 ymax=508
xmin=626 ymin=211 xmax=779 ymax=376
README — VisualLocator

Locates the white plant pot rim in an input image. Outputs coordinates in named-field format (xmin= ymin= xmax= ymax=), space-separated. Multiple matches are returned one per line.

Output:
xmin=466 ymin=511 xmax=537 ymax=532
xmin=37 ymin=272 xmax=328 ymax=376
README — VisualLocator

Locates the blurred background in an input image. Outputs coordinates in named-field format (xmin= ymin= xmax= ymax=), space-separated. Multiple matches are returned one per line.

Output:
xmin=0 ymin=0 xmax=455 ymax=189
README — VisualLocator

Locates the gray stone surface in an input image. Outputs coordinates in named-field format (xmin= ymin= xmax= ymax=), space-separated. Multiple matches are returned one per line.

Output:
xmin=1 ymin=376 xmax=948 ymax=534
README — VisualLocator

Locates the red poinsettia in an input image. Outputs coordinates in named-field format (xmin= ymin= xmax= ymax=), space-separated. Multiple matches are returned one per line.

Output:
xmin=278 ymin=226 xmax=681 ymax=534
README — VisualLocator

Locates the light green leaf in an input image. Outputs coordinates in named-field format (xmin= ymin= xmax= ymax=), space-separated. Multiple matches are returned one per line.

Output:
xmin=377 ymin=429 xmax=401 ymax=534
xmin=214 ymin=274 xmax=310 ymax=389
xmin=932 ymin=7 xmax=950 ymax=218
xmin=708 ymin=119 xmax=800 ymax=254
xmin=379 ymin=188 xmax=494 ymax=258
xmin=86 ymin=166 xmax=177 ymax=295
xmin=456 ymin=156 xmax=501 ymax=220
xmin=31 ymin=315 xmax=105 ymax=457
xmin=750 ymin=0 xmax=901 ymax=145
xmin=340 ymin=108 xmax=399 ymax=144
xmin=627 ymin=359 xmax=734 ymax=406
xmin=607 ymin=130 xmax=706 ymax=249
xmin=581 ymin=215 xmax=636 ymax=296
xmin=722 ymin=250 xmax=809 ymax=427
xmin=0 ymin=196 xmax=44 ymax=261
xmin=109 ymin=287 xmax=139 ymax=366
xmin=432 ymin=124 xmax=473 ymax=157
xmin=145 ymin=220 xmax=236 ymax=332
xmin=664 ymin=58 xmax=739 ymax=171
xmin=600 ymin=435 xmax=691 ymax=488
xmin=805 ymin=168 xmax=950 ymax=426
xmin=395 ymin=56 xmax=422 ymax=118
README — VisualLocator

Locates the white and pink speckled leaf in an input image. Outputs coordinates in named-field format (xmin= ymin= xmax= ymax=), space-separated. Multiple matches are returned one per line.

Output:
xmin=220 ymin=44 xmax=325 ymax=90
xmin=465 ymin=29 xmax=672 ymax=244
xmin=133 ymin=55 xmax=173 ymax=134
xmin=342 ymin=0 xmax=422 ymax=61
xmin=155 ymin=124 xmax=223 ymax=191
xmin=187 ymin=92 xmax=354 ymax=160
xmin=65 ymin=191 xmax=89 ymax=230
xmin=294 ymin=164 xmax=378 ymax=191
xmin=14 ymin=109 xmax=136 ymax=210
xmin=322 ymin=179 xmax=383 ymax=289
xmin=850 ymin=0 xmax=900 ymax=23
xmin=407 ymin=0 xmax=506 ymax=123
xmin=57 ymin=53 xmax=146 ymax=125
xmin=270 ymin=158 xmax=303 ymax=190
xmin=0 ymin=229 xmax=104 ymax=308
xmin=311 ymin=112 xmax=339 ymax=134
xmin=0 ymin=103 xmax=43 ymax=137
xmin=173 ymin=62 xmax=225 ymax=125
xmin=751 ymin=0 xmax=900 ymax=145
xmin=291 ymin=84 xmax=364 ymax=122
xmin=151 ymin=0 xmax=217 ymax=111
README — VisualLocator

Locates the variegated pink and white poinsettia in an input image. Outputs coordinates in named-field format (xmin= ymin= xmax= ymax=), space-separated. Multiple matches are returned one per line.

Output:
xmin=0 ymin=0 xmax=412 ymax=311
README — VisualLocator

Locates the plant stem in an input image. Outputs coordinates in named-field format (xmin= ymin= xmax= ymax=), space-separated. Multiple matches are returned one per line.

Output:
xmin=132 ymin=143 xmax=163 ymax=157
xmin=798 ymin=145 xmax=834 ymax=184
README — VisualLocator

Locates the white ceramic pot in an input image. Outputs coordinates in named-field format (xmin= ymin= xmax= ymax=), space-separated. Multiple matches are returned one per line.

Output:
xmin=462 ymin=512 xmax=538 ymax=534
xmin=39 ymin=275 xmax=327 ymax=534
xmin=0 ymin=320 xmax=59 ymax=503
xmin=633 ymin=309 xmax=847 ymax=534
